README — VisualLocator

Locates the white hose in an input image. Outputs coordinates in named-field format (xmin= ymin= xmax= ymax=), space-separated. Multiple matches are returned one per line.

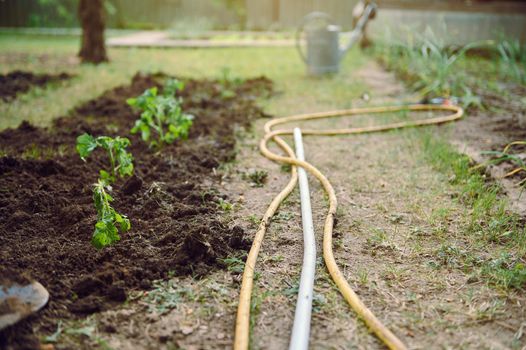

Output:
xmin=288 ymin=128 xmax=317 ymax=350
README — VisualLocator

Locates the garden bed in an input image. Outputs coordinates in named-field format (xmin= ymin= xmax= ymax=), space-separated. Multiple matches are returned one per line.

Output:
xmin=0 ymin=72 xmax=271 ymax=348
xmin=0 ymin=70 xmax=72 ymax=102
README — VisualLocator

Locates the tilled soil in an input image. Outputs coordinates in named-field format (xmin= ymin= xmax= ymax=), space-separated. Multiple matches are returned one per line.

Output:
xmin=0 ymin=73 xmax=271 ymax=349
xmin=0 ymin=70 xmax=72 ymax=102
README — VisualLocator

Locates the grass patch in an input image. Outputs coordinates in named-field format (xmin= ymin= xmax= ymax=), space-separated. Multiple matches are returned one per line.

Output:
xmin=480 ymin=253 xmax=526 ymax=290
xmin=141 ymin=278 xmax=197 ymax=314
xmin=421 ymin=132 xmax=523 ymax=242
xmin=419 ymin=131 xmax=525 ymax=290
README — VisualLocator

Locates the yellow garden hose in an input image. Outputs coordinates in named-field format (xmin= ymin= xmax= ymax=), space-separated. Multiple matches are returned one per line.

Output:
xmin=234 ymin=104 xmax=463 ymax=350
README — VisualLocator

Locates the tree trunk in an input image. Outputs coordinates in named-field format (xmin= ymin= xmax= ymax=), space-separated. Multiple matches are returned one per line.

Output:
xmin=78 ymin=0 xmax=108 ymax=64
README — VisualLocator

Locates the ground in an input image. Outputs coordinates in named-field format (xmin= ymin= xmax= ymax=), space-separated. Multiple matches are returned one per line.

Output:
xmin=0 ymin=33 xmax=525 ymax=349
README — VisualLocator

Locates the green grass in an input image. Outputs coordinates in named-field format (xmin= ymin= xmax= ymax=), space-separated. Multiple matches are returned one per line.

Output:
xmin=0 ymin=33 xmax=368 ymax=130
xmin=419 ymin=131 xmax=526 ymax=290
xmin=421 ymin=132 xmax=521 ymax=239
xmin=141 ymin=278 xmax=197 ymax=314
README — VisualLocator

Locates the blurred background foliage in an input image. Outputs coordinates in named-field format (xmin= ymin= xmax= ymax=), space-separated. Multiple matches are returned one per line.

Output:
xmin=0 ymin=0 xmax=245 ymax=30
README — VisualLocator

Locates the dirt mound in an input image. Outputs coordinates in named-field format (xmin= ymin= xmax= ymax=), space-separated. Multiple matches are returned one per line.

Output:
xmin=0 ymin=70 xmax=72 ymax=102
xmin=0 ymin=73 xmax=271 ymax=349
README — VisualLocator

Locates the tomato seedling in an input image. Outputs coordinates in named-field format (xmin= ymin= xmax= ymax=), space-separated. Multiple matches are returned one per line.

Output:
xmin=127 ymin=79 xmax=194 ymax=148
xmin=76 ymin=133 xmax=134 ymax=184
xmin=91 ymin=179 xmax=131 ymax=249
xmin=76 ymin=133 xmax=134 ymax=249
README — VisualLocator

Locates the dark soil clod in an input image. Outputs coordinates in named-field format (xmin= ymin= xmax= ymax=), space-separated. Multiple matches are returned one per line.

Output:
xmin=0 ymin=70 xmax=73 ymax=102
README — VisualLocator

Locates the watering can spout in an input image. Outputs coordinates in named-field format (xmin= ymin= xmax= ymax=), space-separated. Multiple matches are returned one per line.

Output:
xmin=340 ymin=2 xmax=377 ymax=59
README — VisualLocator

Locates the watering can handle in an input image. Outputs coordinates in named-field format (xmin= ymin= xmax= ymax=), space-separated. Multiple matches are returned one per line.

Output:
xmin=295 ymin=12 xmax=335 ymax=64
xmin=339 ymin=2 xmax=378 ymax=59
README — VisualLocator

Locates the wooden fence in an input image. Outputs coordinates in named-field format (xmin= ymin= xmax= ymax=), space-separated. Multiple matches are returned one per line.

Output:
xmin=246 ymin=0 xmax=526 ymax=44
xmin=1 ymin=0 xmax=525 ymax=44
xmin=0 ymin=0 xmax=240 ymax=29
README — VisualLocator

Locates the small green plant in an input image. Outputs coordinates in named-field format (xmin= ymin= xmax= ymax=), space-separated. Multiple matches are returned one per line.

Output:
xmin=142 ymin=279 xmax=196 ymax=314
xmin=373 ymin=30 xmax=490 ymax=108
xmin=272 ymin=211 xmax=294 ymax=222
xmin=127 ymin=79 xmax=194 ymax=148
xmin=280 ymin=163 xmax=292 ymax=172
xmin=242 ymin=169 xmax=268 ymax=187
xmin=220 ymin=255 xmax=246 ymax=274
xmin=76 ymin=133 xmax=133 ymax=183
xmin=217 ymin=198 xmax=233 ymax=211
xmin=76 ymin=133 xmax=133 ymax=249
xmin=91 ymin=180 xmax=131 ymax=249
xmin=480 ymin=253 xmax=526 ymax=290
xmin=247 ymin=214 xmax=260 ymax=227
xmin=408 ymin=38 xmax=485 ymax=99
xmin=497 ymin=39 xmax=526 ymax=84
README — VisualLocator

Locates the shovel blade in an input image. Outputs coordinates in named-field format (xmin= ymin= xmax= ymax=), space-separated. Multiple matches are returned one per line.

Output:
xmin=0 ymin=281 xmax=49 ymax=330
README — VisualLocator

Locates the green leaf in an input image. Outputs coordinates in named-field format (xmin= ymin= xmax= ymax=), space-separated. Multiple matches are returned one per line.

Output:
xmin=76 ymin=133 xmax=97 ymax=160
xmin=164 ymin=79 xmax=185 ymax=96
xmin=92 ymin=221 xmax=115 ymax=249
xmin=115 ymin=213 xmax=131 ymax=232
xmin=140 ymin=123 xmax=151 ymax=141
xmin=99 ymin=169 xmax=113 ymax=184
xmin=116 ymin=148 xmax=134 ymax=177
xmin=96 ymin=136 xmax=112 ymax=150
xmin=126 ymin=97 xmax=137 ymax=107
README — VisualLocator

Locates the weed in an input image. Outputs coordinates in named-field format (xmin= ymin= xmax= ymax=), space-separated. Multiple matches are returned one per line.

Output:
xmin=264 ymin=254 xmax=284 ymax=263
xmin=280 ymin=163 xmax=292 ymax=172
xmin=44 ymin=317 xmax=112 ymax=350
xmin=479 ymin=253 xmax=526 ymax=290
xmin=247 ymin=214 xmax=260 ymax=227
xmin=142 ymin=279 xmax=196 ymax=314
xmin=242 ymin=169 xmax=268 ymax=187
xmin=366 ymin=227 xmax=387 ymax=247
xmin=357 ymin=269 xmax=369 ymax=286
xmin=272 ymin=211 xmax=294 ymax=222
xmin=220 ymin=255 xmax=246 ymax=274
xmin=217 ymin=198 xmax=233 ymax=211
xmin=282 ymin=279 xmax=326 ymax=312
xmin=282 ymin=280 xmax=300 ymax=298
xmin=435 ymin=244 xmax=466 ymax=269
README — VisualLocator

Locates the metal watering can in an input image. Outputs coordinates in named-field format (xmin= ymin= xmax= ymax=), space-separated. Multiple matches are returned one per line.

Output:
xmin=296 ymin=3 xmax=376 ymax=75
